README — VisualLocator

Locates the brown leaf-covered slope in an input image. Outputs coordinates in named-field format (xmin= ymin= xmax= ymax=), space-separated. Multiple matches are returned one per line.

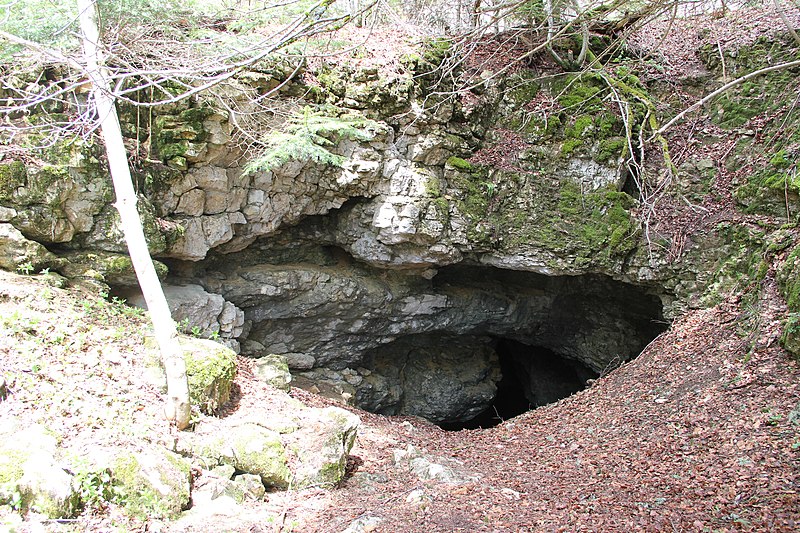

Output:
xmin=276 ymin=278 xmax=798 ymax=533
xmin=2 ymin=267 xmax=796 ymax=532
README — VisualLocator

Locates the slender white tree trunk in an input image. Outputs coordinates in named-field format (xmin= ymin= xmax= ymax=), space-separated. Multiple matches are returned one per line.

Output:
xmin=77 ymin=0 xmax=191 ymax=429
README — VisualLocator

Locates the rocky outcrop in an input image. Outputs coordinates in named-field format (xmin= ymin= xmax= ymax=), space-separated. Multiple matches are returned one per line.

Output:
xmin=5 ymin=34 xmax=795 ymax=428
xmin=126 ymin=283 xmax=245 ymax=351
xmin=181 ymin=405 xmax=359 ymax=489
xmin=0 ymin=151 xmax=111 ymax=245
xmin=0 ymin=423 xmax=80 ymax=519
xmin=0 ymin=223 xmax=61 ymax=272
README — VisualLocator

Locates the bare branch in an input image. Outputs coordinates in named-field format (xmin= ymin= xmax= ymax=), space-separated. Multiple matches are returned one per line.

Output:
xmin=0 ymin=29 xmax=85 ymax=71
xmin=653 ymin=58 xmax=800 ymax=138
xmin=773 ymin=0 xmax=800 ymax=47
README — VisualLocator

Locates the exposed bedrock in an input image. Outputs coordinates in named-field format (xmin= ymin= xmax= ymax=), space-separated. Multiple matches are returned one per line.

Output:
xmin=7 ymin=52 xmax=747 ymax=426
xmin=186 ymin=245 xmax=666 ymax=424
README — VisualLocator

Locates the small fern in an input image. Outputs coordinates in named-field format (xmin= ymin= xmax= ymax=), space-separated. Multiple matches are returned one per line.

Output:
xmin=244 ymin=106 xmax=379 ymax=174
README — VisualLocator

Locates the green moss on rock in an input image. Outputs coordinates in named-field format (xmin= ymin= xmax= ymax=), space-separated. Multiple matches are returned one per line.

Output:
xmin=452 ymin=159 xmax=639 ymax=270
xmin=153 ymin=107 xmax=214 ymax=166
xmin=446 ymin=156 xmax=474 ymax=172
xmin=81 ymin=199 xmax=167 ymax=255
xmin=0 ymin=161 xmax=26 ymax=202
xmin=701 ymin=223 xmax=771 ymax=307
xmin=734 ymin=164 xmax=800 ymax=218
xmin=191 ymin=423 xmax=291 ymax=488
xmin=60 ymin=251 xmax=168 ymax=287
xmin=701 ymin=36 xmax=800 ymax=128
xmin=289 ymin=406 xmax=360 ymax=489
xmin=778 ymin=242 xmax=800 ymax=312
xmin=782 ymin=312 xmax=800 ymax=358
xmin=0 ymin=449 xmax=26 ymax=486
xmin=555 ymin=74 xmax=606 ymax=113
xmin=182 ymin=337 xmax=237 ymax=414
xmin=111 ymin=449 xmax=190 ymax=519
xmin=766 ymin=233 xmax=798 ymax=357
xmin=597 ymin=137 xmax=627 ymax=163
xmin=401 ymin=38 xmax=453 ymax=93
xmin=504 ymin=73 xmax=541 ymax=107
xmin=561 ymin=138 xmax=582 ymax=157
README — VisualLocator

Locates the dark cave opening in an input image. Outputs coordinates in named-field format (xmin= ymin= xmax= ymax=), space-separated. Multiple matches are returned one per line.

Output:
xmin=439 ymin=339 xmax=598 ymax=431
xmin=348 ymin=266 xmax=668 ymax=430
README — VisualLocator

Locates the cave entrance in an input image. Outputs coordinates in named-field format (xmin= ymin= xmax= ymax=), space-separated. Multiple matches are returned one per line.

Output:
xmin=439 ymin=339 xmax=598 ymax=431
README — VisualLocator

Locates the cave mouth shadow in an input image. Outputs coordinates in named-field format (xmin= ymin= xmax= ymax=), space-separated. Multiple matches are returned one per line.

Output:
xmin=439 ymin=338 xmax=599 ymax=431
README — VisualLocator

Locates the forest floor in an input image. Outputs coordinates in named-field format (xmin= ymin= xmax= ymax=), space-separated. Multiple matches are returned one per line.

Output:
xmin=0 ymin=265 xmax=798 ymax=532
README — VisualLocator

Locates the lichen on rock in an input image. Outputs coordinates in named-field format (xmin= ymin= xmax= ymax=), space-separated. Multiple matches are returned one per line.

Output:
xmin=109 ymin=447 xmax=191 ymax=519
xmin=0 ymin=423 xmax=79 ymax=519
xmin=182 ymin=337 xmax=237 ymax=414
xmin=186 ymin=422 xmax=292 ymax=488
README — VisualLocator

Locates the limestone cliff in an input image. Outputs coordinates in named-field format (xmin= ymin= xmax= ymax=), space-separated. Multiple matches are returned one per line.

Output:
xmin=1 ymin=27 xmax=798 ymax=425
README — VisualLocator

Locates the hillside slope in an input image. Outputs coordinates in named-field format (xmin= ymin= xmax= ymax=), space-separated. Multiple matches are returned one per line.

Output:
xmin=0 ymin=268 xmax=798 ymax=532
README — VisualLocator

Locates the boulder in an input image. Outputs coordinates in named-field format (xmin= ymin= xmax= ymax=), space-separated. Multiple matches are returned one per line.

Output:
xmin=182 ymin=406 xmax=360 ymax=490
xmin=229 ymin=474 xmax=266 ymax=502
xmin=284 ymin=352 xmax=316 ymax=370
xmin=285 ymin=406 xmax=360 ymax=488
xmin=144 ymin=336 xmax=237 ymax=414
xmin=186 ymin=423 xmax=292 ymax=488
xmin=252 ymin=354 xmax=292 ymax=391
xmin=0 ymin=423 xmax=79 ymax=519
xmin=191 ymin=466 xmax=264 ymax=505
xmin=108 ymin=447 xmax=191 ymax=519
xmin=183 ymin=337 xmax=237 ymax=414
xmin=0 ymin=223 xmax=60 ymax=272
xmin=16 ymin=454 xmax=80 ymax=519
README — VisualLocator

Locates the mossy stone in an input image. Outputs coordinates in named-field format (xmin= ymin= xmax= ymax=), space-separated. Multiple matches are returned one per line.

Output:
xmin=111 ymin=449 xmax=190 ymax=519
xmin=153 ymin=107 xmax=213 ymax=166
xmin=0 ymin=161 xmax=26 ymax=202
xmin=778 ymin=243 xmax=800 ymax=312
xmin=191 ymin=423 xmax=291 ymax=488
xmin=289 ymin=406 xmax=360 ymax=489
xmin=781 ymin=313 xmax=800 ymax=358
xmin=446 ymin=156 xmax=473 ymax=172
xmin=60 ymin=251 xmax=168 ymax=287
xmin=182 ymin=337 xmax=237 ymax=414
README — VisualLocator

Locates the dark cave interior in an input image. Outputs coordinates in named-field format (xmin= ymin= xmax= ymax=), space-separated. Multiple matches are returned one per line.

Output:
xmin=439 ymin=339 xmax=598 ymax=430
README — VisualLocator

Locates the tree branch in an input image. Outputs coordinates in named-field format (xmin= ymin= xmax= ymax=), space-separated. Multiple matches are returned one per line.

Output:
xmin=652 ymin=58 xmax=800 ymax=139
xmin=0 ymin=29 xmax=85 ymax=72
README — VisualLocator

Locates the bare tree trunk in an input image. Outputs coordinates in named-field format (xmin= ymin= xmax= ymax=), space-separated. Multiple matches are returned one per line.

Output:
xmin=471 ymin=0 xmax=482 ymax=29
xmin=77 ymin=0 xmax=190 ymax=429
xmin=349 ymin=0 xmax=363 ymax=27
